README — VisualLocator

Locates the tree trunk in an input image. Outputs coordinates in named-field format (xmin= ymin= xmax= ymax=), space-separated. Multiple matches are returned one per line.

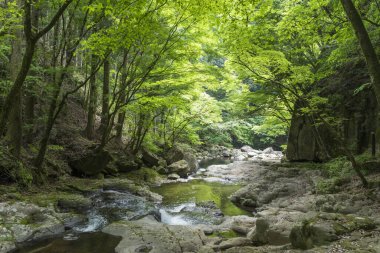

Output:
xmin=340 ymin=0 xmax=380 ymax=103
xmin=0 ymin=42 xmax=36 ymax=137
xmin=85 ymin=55 xmax=98 ymax=139
xmin=115 ymin=111 xmax=126 ymax=142
xmin=99 ymin=59 xmax=110 ymax=133
xmin=7 ymin=25 xmax=23 ymax=157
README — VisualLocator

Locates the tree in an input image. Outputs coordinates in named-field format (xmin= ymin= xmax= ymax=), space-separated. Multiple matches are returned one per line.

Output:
xmin=340 ymin=0 xmax=380 ymax=103
xmin=0 ymin=0 xmax=73 ymax=137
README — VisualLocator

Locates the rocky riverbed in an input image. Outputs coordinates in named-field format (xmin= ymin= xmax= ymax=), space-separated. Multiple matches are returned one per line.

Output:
xmin=1 ymin=146 xmax=380 ymax=252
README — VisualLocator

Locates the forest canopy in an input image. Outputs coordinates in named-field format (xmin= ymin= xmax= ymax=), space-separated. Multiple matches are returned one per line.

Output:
xmin=0 ymin=0 xmax=379 ymax=185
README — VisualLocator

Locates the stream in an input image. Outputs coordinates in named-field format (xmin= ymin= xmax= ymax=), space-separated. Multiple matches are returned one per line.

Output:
xmin=12 ymin=158 xmax=249 ymax=253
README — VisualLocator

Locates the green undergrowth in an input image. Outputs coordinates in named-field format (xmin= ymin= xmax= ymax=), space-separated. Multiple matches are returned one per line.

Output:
xmin=316 ymin=152 xmax=380 ymax=193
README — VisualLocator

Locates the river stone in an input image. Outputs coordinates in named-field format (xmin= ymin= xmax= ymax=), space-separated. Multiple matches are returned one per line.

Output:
xmin=168 ymin=160 xmax=191 ymax=178
xmin=165 ymin=145 xmax=198 ymax=172
xmin=69 ymin=149 xmax=112 ymax=176
xmin=102 ymin=216 xmax=207 ymax=253
xmin=213 ymin=237 xmax=252 ymax=250
xmin=240 ymin=146 xmax=254 ymax=152
xmin=142 ymin=149 xmax=166 ymax=168
xmin=262 ymin=147 xmax=274 ymax=154
xmin=57 ymin=195 xmax=92 ymax=213
xmin=167 ymin=173 xmax=180 ymax=180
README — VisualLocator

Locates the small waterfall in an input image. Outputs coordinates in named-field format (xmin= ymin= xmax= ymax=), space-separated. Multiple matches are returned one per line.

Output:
xmin=159 ymin=202 xmax=196 ymax=225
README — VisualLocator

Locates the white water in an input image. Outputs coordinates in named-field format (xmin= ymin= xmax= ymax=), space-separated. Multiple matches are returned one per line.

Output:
xmin=74 ymin=214 xmax=107 ymax=232
xmin=159 ymin=202 xmax=196 ymax=225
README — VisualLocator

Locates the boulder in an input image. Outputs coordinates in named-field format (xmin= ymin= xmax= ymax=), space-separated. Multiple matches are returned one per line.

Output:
xmin=167 ymin=173 xmax=180 ymax=180
xmin=69 ymin=149 xmax=112 ymax=176
xmin=165 ymin=145 xmax=198 ymax=172
xmin=289 ymin=222 xmax=337 ymax=250
xmin=247 ymin=218 xmax=269 ymax=245
xmin=103 ymin=216 xmax=207 ymax=253
xmin=142 ymin=149 xmax=166 ymax=168
xmin=289 ymin=213 xmax=376 ymax=250
xmin=240 ymin=146 xmax=254 ymax=152
xmin=262 ymin=147 xmax=274 ymax=154
xmin=111 ymin=152 xmax=142 ymax=173
xmin=167 ymin=160 xmax=191 ymax=178
xmin=57 ymin=195 xmax=92 ymax=213
xmin=214 ymin=237 xmax=252 ymax=250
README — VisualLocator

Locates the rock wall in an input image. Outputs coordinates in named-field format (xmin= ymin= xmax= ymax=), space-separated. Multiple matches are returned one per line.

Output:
xmin=287 ymin=63 xmax=379 ymax=161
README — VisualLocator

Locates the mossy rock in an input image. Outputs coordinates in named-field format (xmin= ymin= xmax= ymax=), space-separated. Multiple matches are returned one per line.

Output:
xmin=125 ymin=168 xmax=164 ymax=184
xmin=208 ymin=230 xmax=240 ymax=239
xmin=333 ymin=215 xmax=376 ymax=235
xmin=57 ymin=195 xmax=92 ymax=213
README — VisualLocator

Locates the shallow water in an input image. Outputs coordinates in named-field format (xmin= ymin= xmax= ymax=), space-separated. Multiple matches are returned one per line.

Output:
xmin=12 ymin=232 xmax=121 ymax=253
xmin=199 ymin=158 xmax=232 ymax=168
xmin=152 ymin=179 xmax=249 ymax=217
xmin=13 ymin=158 xmax=247 ymax=251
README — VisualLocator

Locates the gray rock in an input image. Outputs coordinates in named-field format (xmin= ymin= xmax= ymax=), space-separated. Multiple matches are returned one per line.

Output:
xmin=103 ymin=216 xmax=207 ymax=253
xmin=57 ymin=196 xmax=92 ymax=213
xmin=69 ymin=149 xmax=112 ymax=176
xmin=290 ymin=222 xmax=338 ymax=250
xmin=214 ymin=237 xmax=252 ymax=250
xmin=167 ymin=173 xmax=180 ymax=180
xmin=247 ymin=218 xmax=269 ymax=245
xmin=262 ymin=147 xmax=274 ymax=154
xmin=168 ymin=160 xmax=191 ymax=178
xmin=241 ymin=146 xmax=254 ymax=152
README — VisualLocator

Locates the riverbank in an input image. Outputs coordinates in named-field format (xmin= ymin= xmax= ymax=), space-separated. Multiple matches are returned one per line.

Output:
xmin=1 ymin=147 xmax=380 ymax=252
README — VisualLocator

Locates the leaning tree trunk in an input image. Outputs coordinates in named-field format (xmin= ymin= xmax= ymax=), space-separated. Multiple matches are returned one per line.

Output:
xmin=340 ymin=0 xmax=380 ymax=103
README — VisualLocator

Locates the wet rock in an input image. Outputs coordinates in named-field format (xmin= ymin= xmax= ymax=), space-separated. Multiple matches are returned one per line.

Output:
xmin=103 ymin=216 xmax=207 ymax=253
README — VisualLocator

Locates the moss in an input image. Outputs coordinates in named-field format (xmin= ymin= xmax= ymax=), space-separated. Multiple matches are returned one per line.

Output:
xmin=208 ymin=230 xmax=240 ymax=239
xmin=126 ymin=168 xmax=164 ymax=184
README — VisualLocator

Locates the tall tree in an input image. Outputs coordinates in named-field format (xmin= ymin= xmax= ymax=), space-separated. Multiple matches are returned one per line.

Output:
xmin=340 ymin=0 xmax=380 ymax=103
xmin=0 ymin=0 xmax=73 ymax=137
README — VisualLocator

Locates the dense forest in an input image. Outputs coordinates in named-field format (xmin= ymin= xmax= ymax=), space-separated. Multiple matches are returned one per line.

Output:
xmin=0 ymin=0 xmax=380 ymax=252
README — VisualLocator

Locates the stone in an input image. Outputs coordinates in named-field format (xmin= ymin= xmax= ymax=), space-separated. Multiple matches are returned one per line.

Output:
xmin=57 ymin=195 xmax=92 ymax=213
xmin=240 ymin=146 xmax=254 ymax=152
xmin=290 ymin=221 xmax=338 ymax=250
xmin=165 ymin=145 xmax=198 ymax=172
xmin=247 ymin=218 xmax=269 ymax=245
xmin=167 ymin=173 xmax=180 ymax=180
xmin=262 ymin=147 xmax=274 ymax=154
xmin=214 ymin=237 xmax=252 ymax=250
xmin=103 ymin=216 xmax=207 ymax=253
xmin=69 ymin=149 xmax=112 ymax=176
xmin=142 ymin=149 xmax=166 ymax=168
xmin=168 ymin=160 xmax=191 ymax=178
xmin=223 ymin=151 xmax=232 ymax=157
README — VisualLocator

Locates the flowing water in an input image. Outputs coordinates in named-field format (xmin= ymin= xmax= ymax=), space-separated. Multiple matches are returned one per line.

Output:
xmin=13 ymin=158 xmax=247 ymax=252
